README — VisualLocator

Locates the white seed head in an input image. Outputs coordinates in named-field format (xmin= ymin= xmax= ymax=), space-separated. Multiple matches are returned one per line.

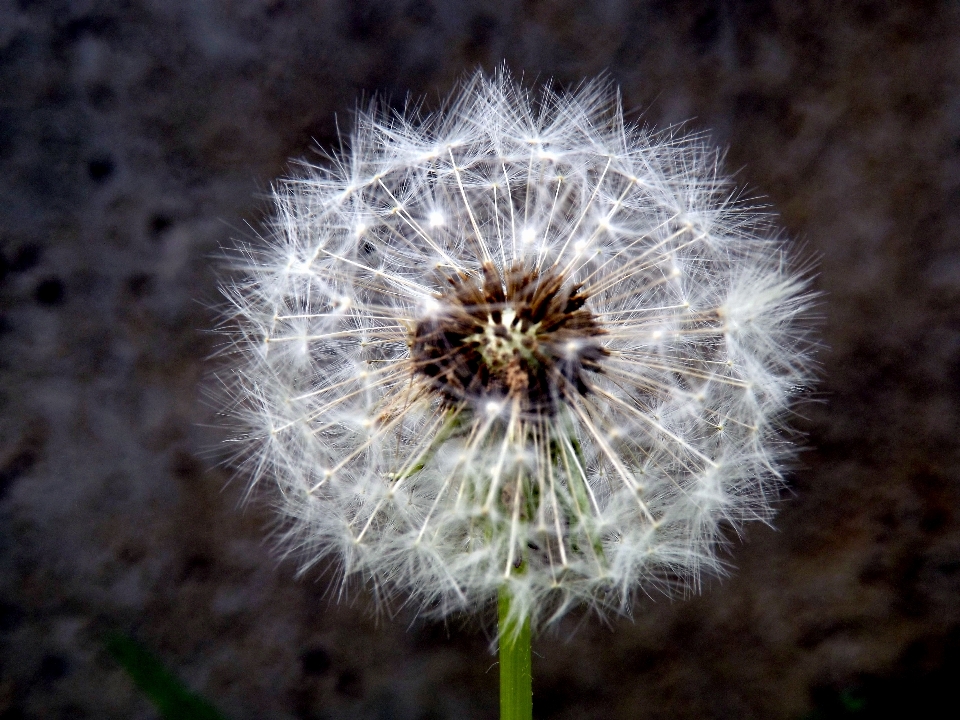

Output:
xmin=218 ymin=69 xmax=817 ymax=631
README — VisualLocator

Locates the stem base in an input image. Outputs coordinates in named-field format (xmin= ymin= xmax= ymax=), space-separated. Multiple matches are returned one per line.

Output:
xmin=498 ymin=587 xmax=532 ymax=720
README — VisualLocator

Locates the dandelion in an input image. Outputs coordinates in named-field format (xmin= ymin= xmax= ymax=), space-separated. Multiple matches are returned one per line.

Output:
xmin=219 ymin=69 xmax=815 ymax=719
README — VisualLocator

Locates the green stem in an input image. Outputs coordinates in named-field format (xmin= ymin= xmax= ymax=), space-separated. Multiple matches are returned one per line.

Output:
xmin=498 ymin=586 xmax=532 ymax=720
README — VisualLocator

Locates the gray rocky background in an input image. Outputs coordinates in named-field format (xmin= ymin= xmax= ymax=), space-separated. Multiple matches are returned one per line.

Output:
xmin=2 ymin=0 xmax=959 ymax=718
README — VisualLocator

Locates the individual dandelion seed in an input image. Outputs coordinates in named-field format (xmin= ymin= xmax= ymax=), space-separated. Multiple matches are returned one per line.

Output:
xmin=217 ymin=69 xmax=816 ymax=718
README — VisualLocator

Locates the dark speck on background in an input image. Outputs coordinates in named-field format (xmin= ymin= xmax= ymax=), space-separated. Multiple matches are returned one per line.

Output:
xmin=86 ymin=156 xmax=114 ymax=182
xmin=301 ymin=647 xmax=331 ymax=676
xmin=34 ymin=276 xmax=64 ymax=306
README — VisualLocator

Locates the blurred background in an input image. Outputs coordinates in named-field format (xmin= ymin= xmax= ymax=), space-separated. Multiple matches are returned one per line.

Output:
xmin=1 ymin=1 xmax=959 ymax=718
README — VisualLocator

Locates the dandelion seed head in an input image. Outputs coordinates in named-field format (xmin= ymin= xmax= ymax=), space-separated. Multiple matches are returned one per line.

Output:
xmin=218 ymin=69 xmax=817 ymax=630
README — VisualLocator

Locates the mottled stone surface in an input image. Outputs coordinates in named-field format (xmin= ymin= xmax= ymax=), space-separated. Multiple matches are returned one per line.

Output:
xmin=2 ymin=1 xmax=959 ymax=718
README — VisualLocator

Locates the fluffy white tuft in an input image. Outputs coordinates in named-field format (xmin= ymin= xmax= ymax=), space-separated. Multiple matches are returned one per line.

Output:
xmin=217 ymin=70 xmax=817 ymax=631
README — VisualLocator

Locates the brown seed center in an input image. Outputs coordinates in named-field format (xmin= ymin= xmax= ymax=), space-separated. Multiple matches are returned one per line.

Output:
xmin=410 ymin=262 xmax=607 ymax=413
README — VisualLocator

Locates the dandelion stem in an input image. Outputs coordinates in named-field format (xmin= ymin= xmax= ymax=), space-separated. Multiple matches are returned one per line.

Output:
xmin=498 ymin=586 xmax=532 ymax=720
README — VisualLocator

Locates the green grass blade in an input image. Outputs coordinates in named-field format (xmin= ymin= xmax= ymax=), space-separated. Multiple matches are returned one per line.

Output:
xmin=106 ymin=633 xmax=228 ymax=720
